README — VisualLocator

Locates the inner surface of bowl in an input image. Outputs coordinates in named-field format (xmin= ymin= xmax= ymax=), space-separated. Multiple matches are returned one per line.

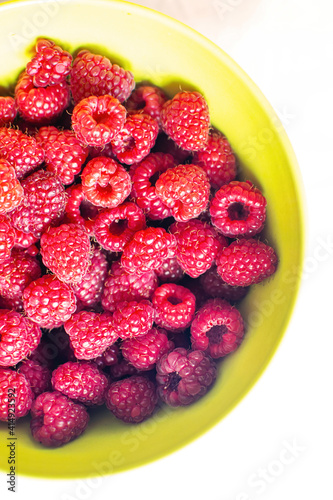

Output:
xmin=0 ymin=0 xmax=304 ymax=478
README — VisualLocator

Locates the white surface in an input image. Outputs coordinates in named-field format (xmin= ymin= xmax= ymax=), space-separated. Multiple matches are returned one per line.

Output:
xmin=1 ymin=0 xmax=333 ymax=498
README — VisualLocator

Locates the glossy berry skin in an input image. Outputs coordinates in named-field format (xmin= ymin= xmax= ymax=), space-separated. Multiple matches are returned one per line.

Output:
xmin=0 ymin=368 xmax=33 ymax=421
xmin=152 ymin=283 xmax=196 ymax=331
xmin=72 ymin=246 xmax=108 ymax=309
xmin=64 ymin=183 xmax=101 ymax=235
xmin=126 ymin=84 xmax=167 ymax=125
xmin=199 ymin=266 xmax=249 ymax=303
xmin=121 ymin=328 xmax=173 ymax=371
xmin=13 ymin=228 xmax=39 ymax=249
xmin=0 ymin=159 xmax=23 ymax=214
xmin=0 ymin=96 xmax=17 ymax=125
xmin=26 ymin=38 xmax=72 ymax=87
xmin=93 ymin=344 xmax=120 ymax=369
xmin=18 ymin=359 xmax=52 ymax=397
xmin=155 ymin=256 xmax=184 ymax=283
xmin=112 ymin=300 xmax=155 ymax=339
xmin=0 ymin=127 xmax=44 ymax=179
xmin=0 ymin=215 xmax=16 ymax=263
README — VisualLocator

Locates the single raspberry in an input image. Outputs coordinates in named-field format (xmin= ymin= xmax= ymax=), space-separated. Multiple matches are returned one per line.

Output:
xmin=192 ymin=129 xmax=236 ymax=188
xmin=210 ymin=180 xmax=267 ymax=237
xmin=105 ymin=375 xmax=157 ymax=423
xmin=26 ymin=38 xmax=72 ymax=87
xmin=30 ymin=391 xmax=89 ymax=447
xmin=35 ymin=126 xmax=89 ymax=185
xmin=153 ymin=132 xmax=190 ymax=164
xmin=152 ymin=283 xmax=196 ymax=331
xmin=93 ymin=344 xmax=120 ymax=369
xmin=71 ymin=95 xmax=127 ymax=147
xmin=155 ymin=164 xmax=210 ymax=221
xmin=64 ymin=310 xmax=118 ymax=360
xmin=156 ymin=348 xmax=217 ymax=406
xmin=40 ymin=223 xmax=91 ymax=284
xmin=0 ymin=96 xmax=17 ymax=125
xmin=121 ymin=226 xmax=176 ymax=276
xmin=199 ymin=266 xmax=249 ymax=302
xmin=0 ymin=309 xmax=42 ymax=367
xmin=81 ymin=156 xmax=131 ymax=208
xmin=0 ymin=159 xmax=23 ymax=214
xmin=126 ymin=84 xmax=168 ymax=125
xmin=122 ymin=328 xmax=173 ymax=371
xmin=0 ymin=368 xmax=33 ymax=420
xmin=64 ymin=183 xmax=101 ymax=235
xmin=51 ymin=361 xmax=109 ymax=406
xmin=111 ymin=113 xmax=159 ymax=165
xmin=109 ymin=358 xmax=140 ymax=380
xmin=9 ymin=170 xmax=66 ymax=237
xmin=190 ymin=298 xmax=245 ymax=358
xmin=0 ymin=215 xmax=15 ymax=263
xmin=0 ymin=127 xmax=44 ymax=179
xmin=155 ymin=256 xmax=184 ymax=283
xmin=101 ymin=260 xmax=158 ymax=312
xmin=130 ymin=152 xmax=175 ymax=220
xmin=13 ymin=228 xmax=39 ymax=249
xmin=93 ymin=202 xmax=146 ymax=252
xmin=18 ymin=359 xmax=52 ymax=397
xmin=161 ymin=91 xmax=210 ymax=151
xmin=112 ymin=300 xmax=155 ymax=339
xmin=70 ymin=49 xmax=135 ymax=104
xmin=216 ymin=238 xmax=278 ymax=286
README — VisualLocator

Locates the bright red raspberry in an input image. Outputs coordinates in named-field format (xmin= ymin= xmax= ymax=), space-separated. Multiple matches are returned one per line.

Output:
xmin=0 ymin=96 xmax=17 ymax=125
xmin=112 ymin=300 xmax=155 ymax=339
xmin=93 ymin=344 xmax=120 ymax=369
xmin=30 ymin=391 xmax=89 ymax=447
xmin=152 ymin=283 xmax=196 ymax=331
xmin=0 ymin=127 xmax=44 ymax=179
xmin=105 ymin=375 xmax=157 ymax=423
xmin=35 ymin=126 xmax=89 ymax=185
xmin=26 ymin=38 xmax=72 ymax=87
xmin=0 ymin=309 xmax=42 ymax=367
xmin=122 ymin=328 xmax=173 ymax=371
xmin=64 ymin=183 xmax=101 ymax=235
xmin=0 ymin=215 xmax=15 ymax=263
xmin=18 ymin=359 xmax=52 ymax=397
xmin=13 ymin=227 xmax=38 ymax=249
xmin=216 ymin=238 xmax=278 ymax=286
xmin=111 ymin=113 xmax=159 ymax=165
xmin=155 ymin=164 xmax=210 ymax=221
xmin=70 ymin=49 xmax=135 ymax=104
xmin=0 ymin=368 xmax=33 ymax=421
xmin=72 ymin=246 xmax=108 ymax=309
xmin=199 ymin=266 xmax=249 ymax=302
xmin=93 ymin=202 xmax=146 ymax=252
xmin=0 ymin=159 xmax=23 ymax=214
xmin=40 ymin=223 xmax=91 ymax=284
xmin=156 ymin=348 xmax=217 ymax=406
xmin=126 ymin=84 xmax=168 ymax=125
xmin=161 ymin=91 xmax=210 ymax=151
xmin=210 ymin=180 xmax=267 ymax=237
xmin=155 ymin=256 xmax=184 ymax=283
xmin=72 ymin=95 xmax=127 ymax=147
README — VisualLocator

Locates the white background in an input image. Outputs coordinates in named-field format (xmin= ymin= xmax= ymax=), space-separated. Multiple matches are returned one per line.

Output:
xmin=1 ymin=0 xmax=333 ymax=499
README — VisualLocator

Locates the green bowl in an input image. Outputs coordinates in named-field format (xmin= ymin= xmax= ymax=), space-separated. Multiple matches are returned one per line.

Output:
xmin=0 ymin=0 xmax=305 ymax=479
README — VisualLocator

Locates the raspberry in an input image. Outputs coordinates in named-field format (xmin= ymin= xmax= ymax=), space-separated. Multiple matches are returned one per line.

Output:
xmin=105 ymin=375 xmax=157 ymax=423
xmin=126 ymin=84 xmax=168 ymax=125
xmin=155 ymin=164 xmax=210 ymax=221
xmin=40 ymin=223 xmax=91 ymax=284
xmin=51 ymin=361 xmax=109 ymax=406
xmin=153 ymin=132 xmax=190 ymax=164
xmin=122 ymin=328 xmax=173 ymax=371
xmin=26 ymin=38 xmax=72 ymax=87
xmin=0 ymin=309 xmax=42 ymax=366
xmin=0 ymin=159 xmax=23 ymax=214
xmin=93 ymin=344 xmax=120 ymax=369
xmin=112 ymin=300 xmax=155 ymax=339
xmin=210 ymin=180 xmax=267 ymax=237
xmin=81 ymin=157 xmax=132 ymax=208
xmin=156 ymin=348 xmax=217 ymax=406
xmin=155 ymin=256 xmax=184 ymax=283
xmin=72 ymin=95 xmax=127 ymax=147
xmin=30 ymin=391 xmax=89 ymax=447
xmin=152 ymin=283 xmax=196 ymax=331
xmin=64 ymin=310 xmax=118 ymax=360
xmin=0 ymin=215 xmax=15 ymax=263
xmin=190 ymin=298 xmax=245 ymax=358
xmin=0 ymin=96 xmax=17 ymax=125
xmin=161 ymin=91 xmax=210 ymax=151
xmin=35 ymin=126 xmax=89 ymax=185
xmin=217 ymin=238 xmax=278 ymax=286
xmin=101 ymin=260 xmax=158 ymax=312
xmin=111 ymin=113 xmax=159 ymax=165
xmin=64 ymin=183 xmax=101 ymax=235
xmin=199 ymin=266 xmax=249 ymax=302
xmin=9 ymin=170 xmax=66 ymax=237
xmin=121 ymin=226 xmax=177 ymax=276
xmin=13 ymin=227 xmax=39 ymax=249
xmin=0 ymin=368 xmax=33 ymax=420
xmin=18 ymin=359 xmax=52 ymax=397
xmin=70 ymin=49 xmax=135 ymax=104
xmin=192 ymin=129 xmax=236 ymax=189
xmin=0 ymin=127 xmax=44 ymax=179
xmin=93 ymin=202 xmax=146 ymax=252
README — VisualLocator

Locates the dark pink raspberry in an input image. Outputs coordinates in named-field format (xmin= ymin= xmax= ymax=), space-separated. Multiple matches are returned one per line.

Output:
xmin=109 ymin=357 xmax=140 ymax=380
xmin=0 ymin=96 xmax=17 ymax=126
xmin=26 ymin=38 xmax=72 ymax=87
xmin=126 ymin=84 xmax=168 ymax=125
xmin=0 ymin=159 xmax=24 ymax=214
xmin=112 ymin=300 xmax=155 ymax=339
xmin=0 ymin=215 xmax=15 ymax=263
xmin=152 ymin=283 xmax=196 ymax=331
xmin=93 ymin=344 xmax=120 ymax=369
xmin=0 ymin=368 xmax=33 ymax=421
xmin=155 ymin=256 xmax=184 ymax=283
xmin=64 ymin=183 xmax=101 ymax=235
xmin=13 ymin=228 xmax=39 ymax=249
xmin=18 ymin=359 xmax=52 ymax=397
xmin=122 ymin=328 xmax=173 ymax=371
xmin=156 ymin=348 xmax=217 ymax=406
xmin=199 ymin=265 xmax=249 ymax=302
xmin=30 ymin=391 xmax=89 ymax=447
xmin=105 ymin=375 xmax=157 ymax=423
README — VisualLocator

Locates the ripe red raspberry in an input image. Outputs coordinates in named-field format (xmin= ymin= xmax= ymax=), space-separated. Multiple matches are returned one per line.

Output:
xmin=51 ymin=361 xmax=109 ymax=406
xmin=161 ymin=91 xmax=210 ymax=151
xmin=121 ymin=226 xmax=177 ymax=276
xmin=81 ymin=157 xmax=131 ymax=208
xmin=93 ymin=344 xmax=120 ymax=369
xmin=0 ymin=159 xmax=23 ymax=214
xmin=210 ymin=180 xmax=267 ymax=237
xmin=0 ymin=127 xmax=44 ymax=179
xmin=152 ymin=283 xmax=196 ymax=331
xmin=0 ymin=368 xmax=33 ymax=421
xmin=112 ymin=300 xmax=155 ymax=339
xmin=26 ymin=38 xmax=72 ymax=87
xmin=18 ymin=359 xmax=52 ymax=397
xmin=155 ymin=256 xmax=184 ymax=283
xmin=9 ymin=170 xmax=66 ymax=237
xmin=155 ymin=164 xmax=210 ymax=221
xmin=40 ymin=223 xmax=91 ymax=284
xmin=199 ymin=266 xmax=249 ymax=302
xmin=30 ymin=391 xmax=89 ymax=447
xmin=72 ymin=246 xmax=108 ymax=309
xmin=0 ymin=309 xmax=42 ymax=366
xmin=216 ymin=238 xmax=278 ymax=286
xmin=0 ymin=96 xmax=17 ymax=125
xmin=70 ymin=49 xmax=135 ymax=104
xmin=64 ymin=310 xmax=118 ymax=360
xmin=35 ymin=126 xmax=89 ymax=185
xmin=13 ymin=228 xmax=39 ymax=249
xmin=105 ymin=375 xmax=157 ymax=423
xmin=156 ymin=348 xmax=217 ymax=406
xmin=0 ymin=215 xmax=15 ymax=263
xmin=64 ymin=183 xmax=101 ymax=235
xmin=111 ymin=113 xmax=159 ymax=165
xmin=192 ymin=129 xmax=236 ymax=188
xmin=126 ymin=84 xmax=168 ymax=125
xmin=72 ymin=95 xmax=127 ymax=147
xmin=122 ymin=328 xmax=173 ymax=371
xmin=93 ymin=202 xmax=146 ymax=252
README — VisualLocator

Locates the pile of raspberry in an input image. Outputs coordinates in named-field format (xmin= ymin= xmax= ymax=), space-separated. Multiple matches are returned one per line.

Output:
xmin=0 ymin=39 xmax=278 ymax=448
